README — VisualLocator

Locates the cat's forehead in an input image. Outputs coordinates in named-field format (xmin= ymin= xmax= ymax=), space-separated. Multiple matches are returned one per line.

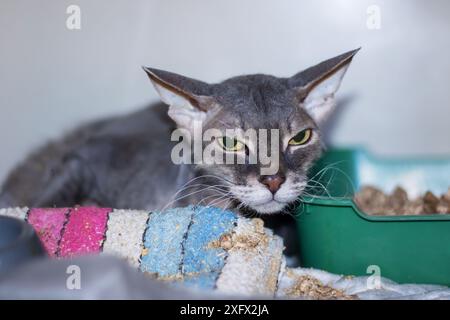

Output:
xmin=209 ymin=74 xmax=314 ymax=131
xmin=216 ymin=74 xmax=289 ymax=106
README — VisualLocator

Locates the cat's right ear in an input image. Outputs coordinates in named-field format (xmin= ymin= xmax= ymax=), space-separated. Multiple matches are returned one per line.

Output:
xmin=143 ymin=67 xmax=218 ymax=129
xmin=288 ymin=48 xmax=359 ymax=125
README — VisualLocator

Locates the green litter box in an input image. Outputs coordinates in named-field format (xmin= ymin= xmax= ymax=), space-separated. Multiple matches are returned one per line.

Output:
xmin=296 ymin=148 xmax=450 ymax=286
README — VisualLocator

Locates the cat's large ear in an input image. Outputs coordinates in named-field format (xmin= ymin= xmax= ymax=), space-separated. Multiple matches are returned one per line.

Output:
xmin=289 ymin=48 xmax=359 ymax=124
xmin=143 ymin=67 xmax=218 ymax=128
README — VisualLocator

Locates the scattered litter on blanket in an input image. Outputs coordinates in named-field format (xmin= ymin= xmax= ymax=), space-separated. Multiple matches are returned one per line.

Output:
xmin=208 ymin=218 xmax=269 ymax=251
xmin=284 ymin=271 xmax=357 ymax=300
xmin=276 ymin=267 xmax=450 ymax=300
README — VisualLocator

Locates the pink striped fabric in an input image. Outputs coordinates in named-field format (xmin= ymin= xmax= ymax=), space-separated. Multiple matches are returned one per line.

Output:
xmin=58 ymin=207 xmax=111 ymax=257
xmin=28 ymin=208 xmax=68 ymax=257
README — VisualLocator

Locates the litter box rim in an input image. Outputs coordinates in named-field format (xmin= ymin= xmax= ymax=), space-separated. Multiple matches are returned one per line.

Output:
xmin=300 ymin=196 xmax=450 ymax=222
xmin=300 ymin=146 xmax=450 ymax=222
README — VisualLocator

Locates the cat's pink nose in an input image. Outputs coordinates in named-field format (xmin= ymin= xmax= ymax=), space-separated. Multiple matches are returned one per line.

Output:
xmin=259 ymin=175 xmax=286 ymax=194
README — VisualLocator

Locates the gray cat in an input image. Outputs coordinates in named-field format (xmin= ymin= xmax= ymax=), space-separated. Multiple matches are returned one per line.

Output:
xmin=0 ymin=49 xmax=358 ymax=218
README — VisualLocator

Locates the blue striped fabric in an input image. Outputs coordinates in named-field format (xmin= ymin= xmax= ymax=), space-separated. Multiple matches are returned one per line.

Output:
xmin=140 ymin=207 xmax=194 ymax=277
xmin=182 ymin=206 xmax=237 ymax=289
xmin=139 ymin=206 xmax=237 ymax=288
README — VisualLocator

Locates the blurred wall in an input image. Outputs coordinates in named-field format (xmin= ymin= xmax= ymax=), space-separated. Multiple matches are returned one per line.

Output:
xmin=1 ymin=0 xmax=450 ymax=183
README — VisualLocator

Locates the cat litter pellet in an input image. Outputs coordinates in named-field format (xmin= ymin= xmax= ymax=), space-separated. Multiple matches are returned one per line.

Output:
xmin=355 ymin=186 xmax=450 ymax=216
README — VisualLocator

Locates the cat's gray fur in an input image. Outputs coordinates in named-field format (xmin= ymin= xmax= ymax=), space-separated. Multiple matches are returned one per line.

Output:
xmin=0 ymin=49 xmax=358 ymax=217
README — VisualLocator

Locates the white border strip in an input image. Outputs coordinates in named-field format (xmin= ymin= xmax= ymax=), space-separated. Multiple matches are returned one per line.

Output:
xmin=0 ymin=207 xmax=29 ymax=220
xmin=216 ymin=218 xmax=284 ymax=297
xmin=102 ymin=209 xmax=150 ymax=268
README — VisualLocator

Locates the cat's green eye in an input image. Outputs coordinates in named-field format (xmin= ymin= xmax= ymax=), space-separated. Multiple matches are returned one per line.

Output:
xmin=218 ymin=136 xmax=245 ymax=152
xmin=288 ymin=128 xmax=313 ymax=146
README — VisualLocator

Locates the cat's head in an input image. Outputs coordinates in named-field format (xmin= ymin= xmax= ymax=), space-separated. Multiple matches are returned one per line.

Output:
xmin=143 ymin=49 xmax=358 ymax=214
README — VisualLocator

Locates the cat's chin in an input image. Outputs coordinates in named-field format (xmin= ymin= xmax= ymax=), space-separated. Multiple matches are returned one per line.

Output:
xmin=249 ymin=200 xmax=287 ymax=214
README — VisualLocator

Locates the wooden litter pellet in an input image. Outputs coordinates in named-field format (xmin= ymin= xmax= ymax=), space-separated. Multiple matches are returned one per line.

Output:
xmin=355 ymin=186 xmax=450 ymax=216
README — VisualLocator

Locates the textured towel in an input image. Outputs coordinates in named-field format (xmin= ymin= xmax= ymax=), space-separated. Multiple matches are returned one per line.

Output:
xmin=2 ymin=206 xmax=450 ymax=299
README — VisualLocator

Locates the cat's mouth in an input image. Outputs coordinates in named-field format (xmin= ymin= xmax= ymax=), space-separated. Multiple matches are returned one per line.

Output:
xmin=229 ymin=179 xmax=304 ymax=214
xmin=247 ymin=199 xmax=289 ymax=214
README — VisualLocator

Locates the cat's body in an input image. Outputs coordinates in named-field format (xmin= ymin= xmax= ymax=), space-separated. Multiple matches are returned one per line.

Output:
xmin=0 ymin=50 xmax=358 ymax=224
xmin=0 ymin=104 xmax=196 ymax=210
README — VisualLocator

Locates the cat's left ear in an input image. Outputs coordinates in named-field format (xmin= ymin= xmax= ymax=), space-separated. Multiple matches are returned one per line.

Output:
xmin=289 ymin=48 xmax=359 ymax=124
xmin=143 ymin=67 xmax=218 ymax=129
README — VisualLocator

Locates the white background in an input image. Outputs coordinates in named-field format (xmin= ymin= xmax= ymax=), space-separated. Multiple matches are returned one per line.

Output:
xmin=1 ymin=0 xmax=449 ymax=183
